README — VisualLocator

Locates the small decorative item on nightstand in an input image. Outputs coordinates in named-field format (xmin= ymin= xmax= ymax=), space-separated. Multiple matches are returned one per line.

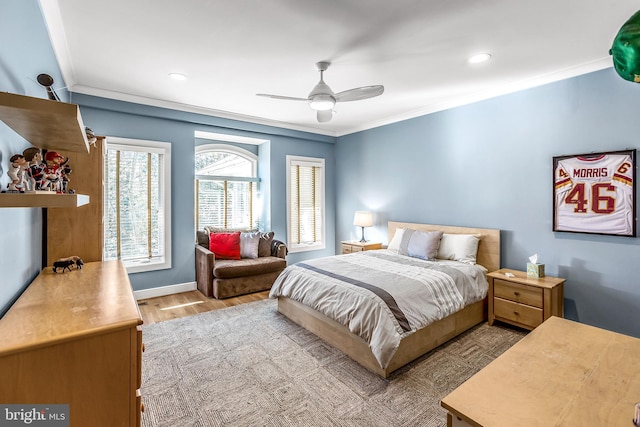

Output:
xmin=527 ymin=263 xmax=545 ymax=278
xmin=526 ymin=253 xmax=545 ymax=278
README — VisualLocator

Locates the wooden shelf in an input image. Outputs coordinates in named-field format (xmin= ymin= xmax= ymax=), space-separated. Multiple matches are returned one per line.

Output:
xmin=0 ymin=92 xmax=89 ymax=153
xmin=0 ymin=193 xmax=89 ymax=208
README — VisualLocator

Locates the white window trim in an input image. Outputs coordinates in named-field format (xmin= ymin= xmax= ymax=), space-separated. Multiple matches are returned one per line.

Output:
xmin=194 ymin=131 xmax=268 ymax=145
xmin=195 ymin=143 xmax=257 ymax=177
xmin=105 ymin=137 xmax=172 ymax=274
xmin=286 ymin=155 xmax=326 ymax=253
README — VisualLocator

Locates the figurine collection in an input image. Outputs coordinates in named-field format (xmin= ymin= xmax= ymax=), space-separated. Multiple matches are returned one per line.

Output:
xmin=2 ymin=147 xmax=72 ymax=194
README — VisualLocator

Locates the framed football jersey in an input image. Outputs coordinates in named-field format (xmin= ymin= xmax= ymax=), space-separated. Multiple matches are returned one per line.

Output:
xmin=553 ymin=149 xmax=636 ymax=237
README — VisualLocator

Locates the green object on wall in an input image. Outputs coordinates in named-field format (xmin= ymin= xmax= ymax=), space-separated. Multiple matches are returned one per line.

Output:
xmin=610 ymin=10 xmax=640 ymax=83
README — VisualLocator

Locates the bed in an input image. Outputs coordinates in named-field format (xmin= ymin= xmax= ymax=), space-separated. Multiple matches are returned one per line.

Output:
xmin=270 ymin=222 xmax=500 ymax=378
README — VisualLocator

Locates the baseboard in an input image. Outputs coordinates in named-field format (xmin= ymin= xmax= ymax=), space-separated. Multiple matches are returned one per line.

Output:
xmin=133 ymin=281 xmax=197 ymax=300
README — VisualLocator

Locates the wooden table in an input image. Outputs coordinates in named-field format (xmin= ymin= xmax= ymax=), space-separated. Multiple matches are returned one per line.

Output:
xmin=441 ymin=316 xmax=640 ymax=427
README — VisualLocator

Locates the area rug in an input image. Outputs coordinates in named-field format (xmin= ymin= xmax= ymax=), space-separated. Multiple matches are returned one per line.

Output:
xmin=141 ymin=298 xmax=525 ymax=427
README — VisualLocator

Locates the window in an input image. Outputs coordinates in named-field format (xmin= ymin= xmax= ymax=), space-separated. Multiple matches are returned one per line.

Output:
xmin=103 ymin=137 xmax=171 ymax=273
xmin=286 ymin=155 xmax=325 ymax=253
xmin=195 ymin=144 xmax=258 ymax=230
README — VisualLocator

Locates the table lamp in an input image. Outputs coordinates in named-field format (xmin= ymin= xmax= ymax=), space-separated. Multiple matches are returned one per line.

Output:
xmin=353 ymin=211 xmax=373 ymax=242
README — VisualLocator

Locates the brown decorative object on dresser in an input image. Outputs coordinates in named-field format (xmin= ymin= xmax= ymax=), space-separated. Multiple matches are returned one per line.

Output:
xmin=341 ymin=240 xmax=382 ymax=254
xmin=487 ymin=268 xmax=565 ymax=330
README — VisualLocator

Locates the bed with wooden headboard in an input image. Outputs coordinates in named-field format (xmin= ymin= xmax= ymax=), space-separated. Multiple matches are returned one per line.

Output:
xmin=272 ymin=221 xmax=501 ymax=378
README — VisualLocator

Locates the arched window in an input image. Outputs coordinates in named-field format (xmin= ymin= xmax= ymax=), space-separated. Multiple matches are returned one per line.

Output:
xmin=195 ymin=144 xmax=258 ymax=230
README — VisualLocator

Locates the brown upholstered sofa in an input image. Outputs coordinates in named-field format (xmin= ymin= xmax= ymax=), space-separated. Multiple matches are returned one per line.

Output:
xmin=195 ymin=230 xmax=287 ymax=299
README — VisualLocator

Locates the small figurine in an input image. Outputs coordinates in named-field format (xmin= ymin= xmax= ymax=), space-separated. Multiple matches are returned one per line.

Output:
xmin=42 ymin=151 xmax=66 ymax=193
xmin=75 ymin=257 xmax=84 ymax=269
xmin=60 ymin=159 xmax=72 ymax=193
xmin=52 ymin=256 xmax=84 ymax=273
xmin=85 ymin=127 xmax=97 ymax=147
xmin=6 ymin=154 xmax=28 ymax=192
xmin=22 ymin=147 xmax=44 ymax=191
xmin=53 ymin=259 xmax=75 ymax=273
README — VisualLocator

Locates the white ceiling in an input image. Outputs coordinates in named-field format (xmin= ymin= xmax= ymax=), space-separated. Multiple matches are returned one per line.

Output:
xmin=40 ymin=0 xmax=638 ymax=137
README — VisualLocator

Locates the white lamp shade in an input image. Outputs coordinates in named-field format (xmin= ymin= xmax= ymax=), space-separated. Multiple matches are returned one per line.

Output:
xmin=353 ymin=211 xmax=373 ymax=227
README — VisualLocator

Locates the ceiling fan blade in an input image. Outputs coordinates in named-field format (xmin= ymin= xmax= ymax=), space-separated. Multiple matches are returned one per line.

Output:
xmin=317 ymin=110 xmax=333 ymax=123
xmin=335 ymin=85 xmax=384 ymax=102
xmin=256 ymin=93 xmax=307 ymax=101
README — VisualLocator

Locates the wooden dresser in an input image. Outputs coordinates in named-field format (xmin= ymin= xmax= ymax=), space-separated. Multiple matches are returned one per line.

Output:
xmin=0 ymin=261 xmax=143 ymax=427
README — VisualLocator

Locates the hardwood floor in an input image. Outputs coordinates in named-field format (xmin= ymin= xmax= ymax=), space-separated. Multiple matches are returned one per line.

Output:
xmin=137 ymin=290 xmax=270 ymax=325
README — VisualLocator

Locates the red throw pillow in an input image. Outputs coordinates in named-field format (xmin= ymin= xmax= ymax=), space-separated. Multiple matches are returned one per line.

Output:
xmin=209 ymin=232 xmax=241 ymax=260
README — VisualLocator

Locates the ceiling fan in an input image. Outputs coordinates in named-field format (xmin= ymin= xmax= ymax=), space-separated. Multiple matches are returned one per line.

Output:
xmin=257 ymin=61 xmax=384 ymax=123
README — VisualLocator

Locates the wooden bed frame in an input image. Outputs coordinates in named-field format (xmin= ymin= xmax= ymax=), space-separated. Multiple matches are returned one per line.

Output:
xmin=277 ymin=222 xmax=501 ymax=378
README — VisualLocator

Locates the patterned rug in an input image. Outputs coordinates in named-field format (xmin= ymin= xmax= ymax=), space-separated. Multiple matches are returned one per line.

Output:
xmin=141 ymin=298 xmax=526 ymax=427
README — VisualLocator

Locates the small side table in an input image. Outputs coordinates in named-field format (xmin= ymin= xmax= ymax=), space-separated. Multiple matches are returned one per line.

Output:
xmin=341 ymin=241 xmax=382 ymax=254
xmin=487 ymin=268 xmax=565 ymax=330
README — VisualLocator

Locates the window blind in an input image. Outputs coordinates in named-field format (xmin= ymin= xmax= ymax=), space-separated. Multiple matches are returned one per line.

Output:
xmin=196 ymin=178 xmax=256 ymax=230
xmin=288 ymin=156 xmax=324 ymax=251
xmin=104 ymin=147 xmax=163 ymax=262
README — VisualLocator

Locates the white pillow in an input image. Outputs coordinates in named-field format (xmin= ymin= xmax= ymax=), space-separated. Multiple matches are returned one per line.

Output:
xmin=240 ymin=232 xmax=260 ymax=259
xmin=436 ymin=234 xmax=481 ymax=264
xmin=407 ymin=230 xmax=443 ymax=260
xmin=388 ymin=228 xmax=443 ymax=261
xmin=387 ymin=228 xmax=406 ymax=253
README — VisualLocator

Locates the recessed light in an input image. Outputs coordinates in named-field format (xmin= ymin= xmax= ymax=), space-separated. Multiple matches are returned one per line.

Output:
xmin=169 ymin=73 xmax=187 ymax=81
xmin=468 ymin=53 xmax=492 ymax=64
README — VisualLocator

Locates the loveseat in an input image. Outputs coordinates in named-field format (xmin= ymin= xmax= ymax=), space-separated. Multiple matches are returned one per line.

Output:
xmin=195 ymin=229 xmax=287 ymax=299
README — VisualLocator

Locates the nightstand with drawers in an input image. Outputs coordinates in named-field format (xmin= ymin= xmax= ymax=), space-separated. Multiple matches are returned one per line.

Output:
xmin=341 ymin=241 xmax=382 ymax=254
xmin=487 ymin=268 xmax=565 ymax=330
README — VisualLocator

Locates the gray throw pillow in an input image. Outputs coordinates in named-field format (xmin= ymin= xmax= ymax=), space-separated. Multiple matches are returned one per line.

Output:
xmin=240 ymin=232 xmax=260 ymax=259
xmin=197 ymin=230 xmax=209 ymax=248
xmin=258 ymin=231 xmax=274 ymax=257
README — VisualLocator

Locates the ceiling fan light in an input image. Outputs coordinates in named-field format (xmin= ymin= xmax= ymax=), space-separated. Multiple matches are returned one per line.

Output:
xmin=309 ymin=94 xmax=335 ymax=111
xmin=468 ymin=53 xmax=492 ymax=64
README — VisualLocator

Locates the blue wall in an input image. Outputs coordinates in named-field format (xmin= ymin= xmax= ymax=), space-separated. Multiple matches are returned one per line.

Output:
xmin=0 ymin=0 xmax=67 ymax=316
xmin=337 ymin=68 xmax=640 ymax=337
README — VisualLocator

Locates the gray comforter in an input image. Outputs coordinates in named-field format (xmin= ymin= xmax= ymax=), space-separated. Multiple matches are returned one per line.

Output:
xmin=269 ymin=250 xmax=488 ymax=369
